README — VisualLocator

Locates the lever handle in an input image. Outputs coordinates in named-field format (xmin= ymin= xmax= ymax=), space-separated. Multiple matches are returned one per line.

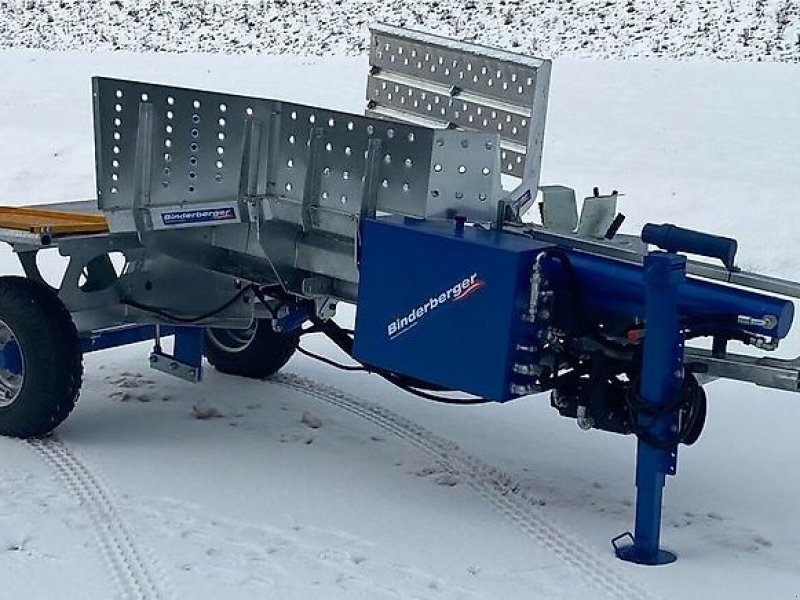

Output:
xmin=641 ymin=223 xmax=737 ymax=270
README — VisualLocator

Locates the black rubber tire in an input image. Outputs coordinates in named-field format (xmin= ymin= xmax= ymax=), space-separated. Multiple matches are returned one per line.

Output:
xmin=0 ymin=276 xmax=83 ymax=437
xmin=204 ymin=319 xmax=299 ymax=379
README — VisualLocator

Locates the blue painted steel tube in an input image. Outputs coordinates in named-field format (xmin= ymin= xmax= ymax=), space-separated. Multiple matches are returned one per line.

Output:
xmin=616 ymin=252 xmax=684 ymax=565
xmin=565 ymin=250 xmax=794 ymax=338
xmin=173 ymin=326 xmax=205 ymax=370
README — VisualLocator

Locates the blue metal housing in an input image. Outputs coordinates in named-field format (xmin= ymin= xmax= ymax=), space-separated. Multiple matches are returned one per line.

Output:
xmin=353 ymin=217 xmax=553 ymax=401
xmin=354 ymin=217 xmax=794 ymax=404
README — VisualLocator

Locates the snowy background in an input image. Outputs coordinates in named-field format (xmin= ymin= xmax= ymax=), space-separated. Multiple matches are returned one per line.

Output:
xmin=1 ymin=0 xmax=800 ymax=60
xmin=1 ymin=2 xmax=800 ymax=600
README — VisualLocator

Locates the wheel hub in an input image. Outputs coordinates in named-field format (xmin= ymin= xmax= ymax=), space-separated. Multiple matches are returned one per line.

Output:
xmin=0 ymin=319 xmax=23 ymax=407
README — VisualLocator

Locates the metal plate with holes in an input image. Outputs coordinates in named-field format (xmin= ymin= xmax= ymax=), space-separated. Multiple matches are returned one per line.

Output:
xmin=365 ymin=23 xmax=551 ymax=213
xmin=275 ymin=105 xmax=434 ymax=218
xmin=428 ymin=131 xmax=501 ymax=219
xmin=94 ymin=78 xmax=241 ymax=211
xmin=93 ymin=76 xmax=512 ymax=227
xmin=93 ymin=77 xmax=437 ymax=221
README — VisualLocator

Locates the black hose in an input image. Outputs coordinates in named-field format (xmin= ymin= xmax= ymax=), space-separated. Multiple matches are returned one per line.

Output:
xmin=306 ymin=316 xmax=490 ymax=405
xmin=625 ymin=373 xmax=706 ymax=448
xmin=533 ymin=248 xmax=634 ymax=353
xmin=121 ymin=286 xmax=252 ymax=324
xmin=297 ymin=345 xmax=366 ymax=372
xmin=121 ymin=282 xmax=288 ymax=324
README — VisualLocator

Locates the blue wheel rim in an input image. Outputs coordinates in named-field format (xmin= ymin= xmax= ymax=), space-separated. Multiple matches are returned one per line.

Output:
xmin=0 ymin=319 xmax=24 ymax=407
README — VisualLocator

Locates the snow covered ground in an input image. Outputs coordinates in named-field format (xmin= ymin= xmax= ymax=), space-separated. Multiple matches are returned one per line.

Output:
xmin=0 ymin=51 xmax=799 ymax=599
xmin=1 ymin=0 xmax=800 ymax=61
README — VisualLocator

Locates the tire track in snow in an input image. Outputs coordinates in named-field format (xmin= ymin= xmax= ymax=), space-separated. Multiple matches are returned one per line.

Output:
xmin=27 ymin=436 xmax=172 ymax=600
xmin=272 ymin=372 xmax=660 ymax=600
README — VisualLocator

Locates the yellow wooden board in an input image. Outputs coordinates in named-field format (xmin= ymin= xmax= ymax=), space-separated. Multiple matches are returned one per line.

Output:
xmin=0 ymin=206 xmax=108 ymax=236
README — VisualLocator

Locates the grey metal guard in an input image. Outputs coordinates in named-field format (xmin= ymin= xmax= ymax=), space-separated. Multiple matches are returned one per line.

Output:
xmin=365 ymin=23 xmax=551 ymax=215
xmin=93 ymin=78 xmax=505 ymax=231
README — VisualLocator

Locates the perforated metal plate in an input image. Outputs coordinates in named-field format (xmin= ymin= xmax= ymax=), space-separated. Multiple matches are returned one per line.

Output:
xmin=94 ymin=77 xmax=507 ymax=226
xmin=274 ymin=105 xmax=436 ymax=218
xmin=428 ymin=131 xmax=501 ymax=216
xmin=93 ymin=78 xmax=436 ymax=219
xmin=365 ymin=23 xmax=551 ymax=213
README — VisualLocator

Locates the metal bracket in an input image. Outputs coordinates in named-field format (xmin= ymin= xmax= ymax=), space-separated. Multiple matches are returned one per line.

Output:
xmin=360 ymin=137 xmax=383 ymax=222
xmin=239 ymin=116 xmax=264 ymax=199
xmin=149 ymin=352 xmax=201 ymax=382
xmin=302 ymin=127 xmax=326 ymax=233
xmin=131 ymin=101 xmax=155 ymax=243
xmin=148 ymin=325 xmax=203 ymax=383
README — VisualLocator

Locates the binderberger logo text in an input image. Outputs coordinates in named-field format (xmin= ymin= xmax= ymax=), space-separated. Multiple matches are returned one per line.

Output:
xmin=387 ymin=273 xmax=485 ymax=340
xmin=161 ymin=207 xmax=236 ymax=226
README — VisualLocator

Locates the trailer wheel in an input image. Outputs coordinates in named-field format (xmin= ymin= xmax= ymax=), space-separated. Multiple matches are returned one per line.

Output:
xmin=204 ymin=319 xmax=299 ymax=379
xmin=0 ymin=276 xmax=82 ymax=437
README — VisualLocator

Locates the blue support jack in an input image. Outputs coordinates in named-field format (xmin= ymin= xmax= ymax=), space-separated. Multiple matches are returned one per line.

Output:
xmin=149 ymin=325 xmax=205 ymax=383
xmin=613 ymin=251 xmax=686 ymax=565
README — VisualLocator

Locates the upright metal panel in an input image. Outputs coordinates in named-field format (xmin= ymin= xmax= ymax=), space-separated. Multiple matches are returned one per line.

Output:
xmin=365 ymin=23 xmax=551 ymax=214
xmin=93 ymin=77 xmax=437 ymax=221
xmin=275 ymin=105 xmax=435 ymax=218
xmin=94 ymin=78 xmax=247 ymax=211
xmin=93 ymin=77 xmax=507 ymax=227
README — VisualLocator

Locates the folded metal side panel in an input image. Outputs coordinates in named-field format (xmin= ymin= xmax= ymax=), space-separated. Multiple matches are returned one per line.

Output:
xmin=365 ymin=23 xmax=551 ymax=214
xmin=92 ymin=77 xmax=438 ymax=222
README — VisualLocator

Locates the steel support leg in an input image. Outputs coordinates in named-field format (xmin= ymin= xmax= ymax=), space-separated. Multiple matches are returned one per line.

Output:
xmin=615 ymin=252 xmax=685 ymax=565
xmin=150 ymin=326 xmax=204 ymax=382
xmin=173 ymin=326 xmax=204 ymax=367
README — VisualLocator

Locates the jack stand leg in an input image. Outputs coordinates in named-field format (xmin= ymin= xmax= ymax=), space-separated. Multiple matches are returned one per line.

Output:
xmin=614 ymin=441 xmax=677 ymax=565
xmin=614 ymin=252 xmax=685 ymax=566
